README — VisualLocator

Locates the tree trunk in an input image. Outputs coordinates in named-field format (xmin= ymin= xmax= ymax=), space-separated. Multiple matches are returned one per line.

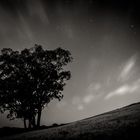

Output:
xmin=31 ymin=116 xmax=36 ymax=128
xmin=37 ymin=107 xmax=42 ymax=127
xmin=24 ymin=118 xmax=27 ymax=129
xmin=28 ymin=119 xmax=31 ymax=128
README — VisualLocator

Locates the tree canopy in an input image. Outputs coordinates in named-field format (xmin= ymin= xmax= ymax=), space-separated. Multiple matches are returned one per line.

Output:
xmin=0 ymin=44 xmax=72 ymax=128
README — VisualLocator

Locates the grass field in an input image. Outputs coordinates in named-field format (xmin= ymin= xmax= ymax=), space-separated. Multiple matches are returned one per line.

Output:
xmin=1 ymin=102 xmax=140 ymax=140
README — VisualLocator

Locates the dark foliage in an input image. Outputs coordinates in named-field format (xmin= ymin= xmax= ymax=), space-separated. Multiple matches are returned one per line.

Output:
xmin=0 ymin=44 xmax=72 ymax=128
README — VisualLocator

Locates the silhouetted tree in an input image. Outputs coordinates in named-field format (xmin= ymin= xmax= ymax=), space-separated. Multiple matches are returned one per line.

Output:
xmin=0 ymin=44 xmax=72 ymax=128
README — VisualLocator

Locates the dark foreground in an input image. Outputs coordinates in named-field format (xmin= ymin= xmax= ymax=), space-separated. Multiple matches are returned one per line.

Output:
xmin=1 ymin=102 xmax=140 ymax=140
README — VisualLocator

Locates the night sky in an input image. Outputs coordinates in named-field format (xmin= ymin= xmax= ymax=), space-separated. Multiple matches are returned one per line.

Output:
xmin=0 ymin=0 xmax=140 ymax=128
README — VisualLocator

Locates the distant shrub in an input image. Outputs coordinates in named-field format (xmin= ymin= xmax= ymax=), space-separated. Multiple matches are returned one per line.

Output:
xmin=52 ymin=123 xmax=59 ymax=127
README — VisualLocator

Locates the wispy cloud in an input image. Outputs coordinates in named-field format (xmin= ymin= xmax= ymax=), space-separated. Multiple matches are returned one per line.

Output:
xmin=118 ymin=55 xmax=137 ymax=82
xmin=72 ymin=96 xmax=84 ymax=111
xmin=83 ymin=83 xmax=101 ymax=104
xmin=77 ymin=104 xmax=84 ymax=111
xmin=87 ymin=83 xmax=101 ymax=94
xmin=27 ymin=0 xmax=49 ymax=24
xmin=83 ymin=94 xmax=94 ymax=104
xmin=17 ymin=11 xmax=34 ymax=42
xmin=71 ymin=83 xmax=102 ymax=110
xmin=105 ymin=79 xmax=140 ymax=100
xmin=72 ymin=83 xmax=101 ymax=110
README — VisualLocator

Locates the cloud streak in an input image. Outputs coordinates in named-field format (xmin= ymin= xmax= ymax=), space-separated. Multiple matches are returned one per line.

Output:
xmin=27 ymin=0 xmax=49 ymax=24
xmin=72 ymin=83 xmax=101 ymax=110
xmin=118 ymin=55 xmax=137 ymax=82
xmin=17 ymin=11 xmax=34 ymax=42
xmin=105 ymin=79 xmax=140 ymax=100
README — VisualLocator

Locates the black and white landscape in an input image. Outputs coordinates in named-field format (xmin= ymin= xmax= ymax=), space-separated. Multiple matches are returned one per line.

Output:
xmin=0 ymin=0 xmax=140 ymax=139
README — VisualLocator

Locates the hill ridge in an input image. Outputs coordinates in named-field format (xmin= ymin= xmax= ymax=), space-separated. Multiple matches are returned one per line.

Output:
xmin=1 ymin=102 xmax=140 ymax=140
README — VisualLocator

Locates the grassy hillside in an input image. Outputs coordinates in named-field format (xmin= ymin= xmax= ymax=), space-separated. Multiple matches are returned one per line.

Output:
xmin=1 ymin=102 xmax=140 ymax=140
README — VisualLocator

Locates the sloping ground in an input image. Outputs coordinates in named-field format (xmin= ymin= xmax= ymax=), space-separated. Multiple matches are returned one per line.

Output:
xmin=1 ymin=102 xmax=140 ymax=140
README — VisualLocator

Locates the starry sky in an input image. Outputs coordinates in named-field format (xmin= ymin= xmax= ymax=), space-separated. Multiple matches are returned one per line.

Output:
xmin=0 ymin=0 xmax=140 ymax=128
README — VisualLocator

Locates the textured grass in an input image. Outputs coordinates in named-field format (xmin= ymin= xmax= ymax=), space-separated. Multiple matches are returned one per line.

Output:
xmin=1 ymin=102 xmax=140 ymax=140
